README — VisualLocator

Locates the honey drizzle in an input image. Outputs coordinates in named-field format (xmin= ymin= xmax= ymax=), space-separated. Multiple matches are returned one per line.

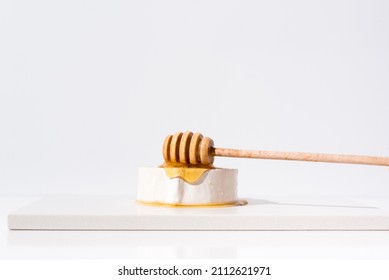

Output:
xmin=159 ymin=162 xmax=214 ymax=183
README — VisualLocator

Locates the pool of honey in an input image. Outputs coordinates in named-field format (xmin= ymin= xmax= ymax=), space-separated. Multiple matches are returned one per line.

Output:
xmin=136 ymin=199 xmax=248 ymax=208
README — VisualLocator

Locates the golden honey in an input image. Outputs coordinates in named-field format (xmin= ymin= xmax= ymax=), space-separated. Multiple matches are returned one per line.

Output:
xmin=160 ymin=162 xmax=214 ymax=183
xmin=136 ymin=199 xmax=248 ymax=208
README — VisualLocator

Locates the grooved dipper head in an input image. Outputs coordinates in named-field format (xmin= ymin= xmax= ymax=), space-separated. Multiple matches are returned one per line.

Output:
xmin=163 ymin=131 xmax=215 ymax=165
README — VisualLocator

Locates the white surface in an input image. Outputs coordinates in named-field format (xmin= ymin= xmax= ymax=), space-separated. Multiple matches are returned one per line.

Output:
xmin=1 ymin=1 xmax=389 ymax=197
xmin=137 ymin=167 xmax=238 ymax=205
xmin=2 ymin=196 xmax=389 ymax=260
xmin=8 ymin=195 xmax=389 ymax=230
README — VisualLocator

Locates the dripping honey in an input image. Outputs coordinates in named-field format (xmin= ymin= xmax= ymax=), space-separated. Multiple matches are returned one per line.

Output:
xmin=160 ymin=161 xmax=214 ymax=183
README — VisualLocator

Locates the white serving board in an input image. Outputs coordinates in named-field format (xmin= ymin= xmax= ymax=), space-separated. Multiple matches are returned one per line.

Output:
xmin=7 ymin=196 xmax=389 ymax=230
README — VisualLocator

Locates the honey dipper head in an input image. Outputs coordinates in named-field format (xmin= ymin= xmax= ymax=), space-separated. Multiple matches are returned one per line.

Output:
xmin=163 ymin=132 xmax=215 ymax=165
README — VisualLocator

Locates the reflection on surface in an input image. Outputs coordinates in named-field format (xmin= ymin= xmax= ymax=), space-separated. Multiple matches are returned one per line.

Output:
xmin=5 ymin=230 xmax=389 ymax=260
xmin=6 ymin=231 xmax=239 ymax=259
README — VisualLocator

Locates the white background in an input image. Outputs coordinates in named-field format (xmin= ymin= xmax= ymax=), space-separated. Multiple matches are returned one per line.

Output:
xmin=1 ymin=0 xmax=389 ymax=197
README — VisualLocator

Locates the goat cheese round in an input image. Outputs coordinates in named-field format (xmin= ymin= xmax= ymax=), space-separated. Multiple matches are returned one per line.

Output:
xmin=137 ymin=167 xmax=238 ymax=206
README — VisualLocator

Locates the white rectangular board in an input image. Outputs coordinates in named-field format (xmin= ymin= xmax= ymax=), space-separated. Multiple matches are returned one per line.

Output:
xmin=8 ymin=196 xmax=389 ymax=230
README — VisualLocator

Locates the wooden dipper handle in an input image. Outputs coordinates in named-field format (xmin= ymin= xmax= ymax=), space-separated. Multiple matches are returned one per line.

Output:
xmin=213 ymin=148 xmax=389 ymax=167
xmin=163 ymin=132 xmax=389 ymax=167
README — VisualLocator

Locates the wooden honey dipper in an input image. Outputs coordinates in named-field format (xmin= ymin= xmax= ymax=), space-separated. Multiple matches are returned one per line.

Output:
xmin=163 ymin=131 xmax=389 ymax=167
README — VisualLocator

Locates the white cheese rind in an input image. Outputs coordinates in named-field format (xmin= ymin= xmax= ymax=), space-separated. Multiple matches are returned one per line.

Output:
xmin=137 ymin=167 xmax=238 ymax=205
